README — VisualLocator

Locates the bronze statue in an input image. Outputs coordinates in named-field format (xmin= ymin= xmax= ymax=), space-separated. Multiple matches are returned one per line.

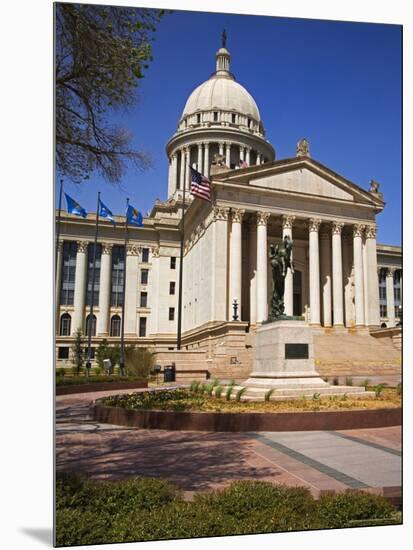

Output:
xmin=269 ymin=235 xmax=294 ymax=320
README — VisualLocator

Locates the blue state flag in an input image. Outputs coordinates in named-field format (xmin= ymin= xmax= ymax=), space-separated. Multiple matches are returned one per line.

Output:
xmin=99 ymin=199 xmax=115 ymax=225
xmin=65 ymin=193 xmax=87 ymax=218
xmin=126 ymin=204 xmax=143 ymax=227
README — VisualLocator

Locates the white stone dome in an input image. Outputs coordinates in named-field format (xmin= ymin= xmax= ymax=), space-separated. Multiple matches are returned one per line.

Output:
xmin=182 ymin=76 xmax=261 ymax=121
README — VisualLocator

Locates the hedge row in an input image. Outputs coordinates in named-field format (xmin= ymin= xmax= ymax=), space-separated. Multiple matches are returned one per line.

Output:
xmin=55 ymin=474 xmax=400 ymax=546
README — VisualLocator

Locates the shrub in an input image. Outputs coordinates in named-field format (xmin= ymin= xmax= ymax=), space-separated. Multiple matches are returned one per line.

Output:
xmin=198 ymin=383 xmax=207 ymax=395
xmin=214 ymin=385 xmax=223 ymax=398
xmin=317 ymin=491 xmax=395 ymax=528
xmin=70 ymin=329 xmax=85 ymax=374
xmin=205 ymin=383 xmax=215 ymax=396
xmin=225 ymin=385 xmax=234 ymax=401
xmin=94 ymin=366 xmax=102 ymax=376
xmin=56 ymin=367 xmax=65 ymax=377
xmin=361 ymin=379 xmax=370 ymax=389
xmin=265 ymin=388 xmax=275 ymax=402
xmin=125 ymin=347 xmax=154 ymax=378
xmin=374 ymin=383 xmax=387 ymax=398
xmin=235 ymin=387 xmax=247 ymax=402
xmin=189 ymin=380 xmax=199 ymax=393
xmin=212 ymin=378 xmax=220 ymax=387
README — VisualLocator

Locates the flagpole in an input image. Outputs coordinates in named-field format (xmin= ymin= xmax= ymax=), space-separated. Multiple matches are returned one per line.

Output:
xmin=86 ymin=191 xmax=101 ymax=376
xmin=119 ymin=198 xmax=129 ymax=377
xmin=55 ymin=178 xmax=63 ymax=278
xmin=176 ymin=178 xmax=186 ymax=350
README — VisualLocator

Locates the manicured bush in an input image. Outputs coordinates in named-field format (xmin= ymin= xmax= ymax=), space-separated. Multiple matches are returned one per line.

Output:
xmin=317 ymin=491 xmax=395 ymax=528
xmin=55 ymin=475 xmax=398 ymax=547
xmin=56 ymin=375 xmax=146 ymax=386
xmin=125 ymin=346 xmax=154 ymax=378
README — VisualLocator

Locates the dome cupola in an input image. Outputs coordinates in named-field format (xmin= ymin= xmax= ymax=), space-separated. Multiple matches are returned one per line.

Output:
xmin=165 ymin=32 xmax=275 ymax=198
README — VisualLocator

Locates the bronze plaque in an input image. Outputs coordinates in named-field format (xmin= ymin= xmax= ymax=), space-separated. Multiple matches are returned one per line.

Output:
xmin=285 ymin=343 xmax=309 ymax=359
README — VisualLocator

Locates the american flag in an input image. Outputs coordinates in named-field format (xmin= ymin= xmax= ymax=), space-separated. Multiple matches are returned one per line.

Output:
xmin=190 ymin=166 xmax=211 ymax=202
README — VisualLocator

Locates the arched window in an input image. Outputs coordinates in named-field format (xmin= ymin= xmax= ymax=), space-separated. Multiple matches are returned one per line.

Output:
xmin=110 ymin=315 xmax=121 ymax=337
xmin=85 ymin=314 xmax=97 ymax=336
xmin=60 ymin=313 xmax=71 ymax=336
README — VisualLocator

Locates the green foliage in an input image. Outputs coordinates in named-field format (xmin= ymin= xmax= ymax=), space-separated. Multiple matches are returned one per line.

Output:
xmin=197 ymin=383 xmax=207 ymax=395
xmin=94 ymin=366 xmax=102 ymax=376
xmin=56 ymin=367 xmax=66 ymax=377
xmin=125 ymin=346 xmax=154 ymax=378
xmin=312 ymin=393 xmax=321 ymax=401
xmin=396 ymin=382 xmax=402 ymax=396
xmin=374 ymin=383 xmax=387 ymax=397
xmin=212 ymin=378 xmax=220 ymax=387
xmin=345 ymin=377 xmax=353 ymax=386
xmin=56 ymin=375 xmax=145 ymax=387
xmin=235 ymin=387 xmax=247 ymax=402
xmin=189 ymin=380 xmax=199 ymax=393
xmin=55 ymin=4 xmax=166 ymax=183
xmin=101 ymin=389 xmax=199 ymax=412
xmin=214 ymin=385 xmax=223 ymax=398
xmin=264 ymin=388 xmax=275 ymax=402
xmin=205 ymin=383 xmax=215 ymax=396
xmin=317 ymin=491 xmax=395 ymax=528
xmin=361 ymin=379 xmax=370 ymax=389
xmin=95 ymin=339 xmax=121 ymax=369
xmin=56 ymin=475 xmax=398 ymax=546
xmin=70 ymin=329 xmax=85 ymax=374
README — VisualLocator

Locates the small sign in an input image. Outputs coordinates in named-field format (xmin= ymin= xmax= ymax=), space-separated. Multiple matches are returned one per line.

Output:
xmin=285 ymin=343 xmax=309 ymax=359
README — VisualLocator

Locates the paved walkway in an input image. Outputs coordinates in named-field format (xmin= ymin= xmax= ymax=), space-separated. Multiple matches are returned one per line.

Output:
xmin=56 ymin=390 xmax=401 ymax=501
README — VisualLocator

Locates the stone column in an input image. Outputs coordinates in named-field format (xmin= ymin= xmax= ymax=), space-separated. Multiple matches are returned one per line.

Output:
xmin=184 ymin=147 xmax=190 ymax=190
xmin=124 ymin=244 xmax=140 ymax=334
xmin=331 ymin=222 xmax=344 ymax=326
xmin=55 ymin=240 xmax=64 ymax=331
xmin=72 ymin=241 xmax=88 ymax=334
xmin=210 ymin=206 xmax=229 ymax=321
xmin=282 ymin=215 xmax=295 ymax=316
xmin=364 ymin=224 xmax=380 ymax=327
xmin=256 ymin=211 xmax=270 ymax=323
xmin=203 ymin=142 xmax=210 ymax=177
xmin=97 ymin=243 xmax=113 ymax=335
xmin=239 ymin=145 xmax=245 ymax=162
xmin=342 ymin=234 xmax=354 ymax=327
xmin=353 ymin=224 xmax=365 ymax=327
xmin=256 ymin=152 xmax=261 ymax=165
xmin=197 ymin=143 xmax=203 ymax=171
xmin=179 ymin=148 xmax=185 ymax=191
xmin=386 ymin=267 xmax=396 ymax=327
xmin=229 ymin=209 xmax=245 ymax=319
xmin=320 ymin=231 xmax=332 ymax=327
xmin=248 ymin=221 xmax=257 ymax=325
xmin=171 ymin=154 xmax=178 ymax=195
xmin=219 ymin=142 xmax=224 ymax=156
xmin=246 ymin=147 xmax=251 ymax=165
xmin=225 ymin=142 xmax=231 ymax=167
xmin=308 ymin=218 xmax=321 ymax=325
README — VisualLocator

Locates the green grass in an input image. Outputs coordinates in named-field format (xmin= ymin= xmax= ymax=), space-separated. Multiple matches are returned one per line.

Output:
xmin=56 ymin=374 xmax=145 ymax=386
xmin=55 ymin=473 xmax=400 ymax=546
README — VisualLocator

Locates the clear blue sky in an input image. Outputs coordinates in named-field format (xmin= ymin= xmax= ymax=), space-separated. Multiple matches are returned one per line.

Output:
xmin=58 ymin=9 xmax=402 ymax=246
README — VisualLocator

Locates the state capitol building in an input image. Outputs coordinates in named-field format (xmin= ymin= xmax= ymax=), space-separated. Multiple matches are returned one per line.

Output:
xmin=56 ymin=40 xmax=401 ymax=379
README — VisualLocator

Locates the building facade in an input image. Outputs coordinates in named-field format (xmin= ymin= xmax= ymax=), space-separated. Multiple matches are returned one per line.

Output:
xmin=56 ymin=42 xmax=401 ymax=371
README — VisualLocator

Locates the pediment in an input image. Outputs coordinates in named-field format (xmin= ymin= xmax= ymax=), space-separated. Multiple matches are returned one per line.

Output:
xmin=214 ymin=157 xmax=383 ymax=207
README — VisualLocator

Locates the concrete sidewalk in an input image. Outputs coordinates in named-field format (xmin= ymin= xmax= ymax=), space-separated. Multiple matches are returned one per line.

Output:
xmin=56 ymin=391 xmax=401 ymax=503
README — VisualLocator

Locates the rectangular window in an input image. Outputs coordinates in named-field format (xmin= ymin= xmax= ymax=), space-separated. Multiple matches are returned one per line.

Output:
xmin=395 ymin=306 xmax=401 ymax=319
xmin=169 ymin=307 xmax=175 ymax=321
xmin=196 ymin=113 xmax=201 ymax=123
xmin=213 ymin=111 xmax=218 ymax=122
xmin=394 ymin=288 xmax=401 ymax=302
xmin=170 ymin=257 xmax=176 ymax=269
xmin=60 ymin=242 xmax=77 ymax=305
xmin=86 ymin=243 xmax=101 ymax=306
xmin=379 ymin=286 xmax=387 ymax=301
xmin=141 ymin=248 xmax=149 ymax=263
xmin=231 ymin=113 xmax=236 ymax=123
xmin=139 ymin=317 xmax=147 ymax=337
xmin=58 ymin=347 xmax=69 ymax=359
xmin=140 ymin=292 xmax=148 ymax=308
xmin=141 ymin=269 xmax=149 ymax=285
xmin=169 ymin=281 xmax=176 ymax=295
xmin=111 ymin=245 xmax=125 ymax=307
xmin=380 ymin=304 xmax=387 ymax=318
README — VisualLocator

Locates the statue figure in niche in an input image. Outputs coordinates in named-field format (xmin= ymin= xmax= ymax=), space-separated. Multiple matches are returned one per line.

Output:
xmin=268 ymin=235 xmax=294 ymax=320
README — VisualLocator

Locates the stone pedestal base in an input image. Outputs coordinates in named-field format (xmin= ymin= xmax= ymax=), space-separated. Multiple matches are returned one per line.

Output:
xmin=239 ymin=320 xmax=372 ymax=401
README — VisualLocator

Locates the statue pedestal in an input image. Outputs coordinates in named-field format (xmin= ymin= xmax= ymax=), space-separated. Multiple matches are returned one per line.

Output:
xmin=239 ymin=320 xmax=371 ymax=400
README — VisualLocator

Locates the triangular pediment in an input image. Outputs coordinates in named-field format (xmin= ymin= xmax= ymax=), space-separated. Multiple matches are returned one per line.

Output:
xmin=213 ymin=157 xmax=384 ymax=207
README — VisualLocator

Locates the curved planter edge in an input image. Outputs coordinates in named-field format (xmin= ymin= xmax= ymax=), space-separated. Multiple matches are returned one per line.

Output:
xmin=56 ymin=380 xmax=148 ymax=396
xmin=93 ymin=404 xmax=402 ymax=432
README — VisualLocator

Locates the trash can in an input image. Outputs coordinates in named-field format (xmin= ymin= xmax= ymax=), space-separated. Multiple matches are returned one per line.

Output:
xmin=163 ymin=365 xmax=175 ymax=383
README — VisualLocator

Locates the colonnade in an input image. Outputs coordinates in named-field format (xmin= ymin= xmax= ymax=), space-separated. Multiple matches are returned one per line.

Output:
xmin=168 ymin=141 xmax=266 ymax=196
xmin=56 ymin=241 xmax=144 ymax=336
xmin=378 ymin=266 xmax=402 ymax=327
xmin=225 ymin=210 xmax=381 ymax=328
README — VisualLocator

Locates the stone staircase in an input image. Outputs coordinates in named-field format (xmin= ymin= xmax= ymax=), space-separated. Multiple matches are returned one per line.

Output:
xmin=313 ymin=329 xmax=401 ymax=380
